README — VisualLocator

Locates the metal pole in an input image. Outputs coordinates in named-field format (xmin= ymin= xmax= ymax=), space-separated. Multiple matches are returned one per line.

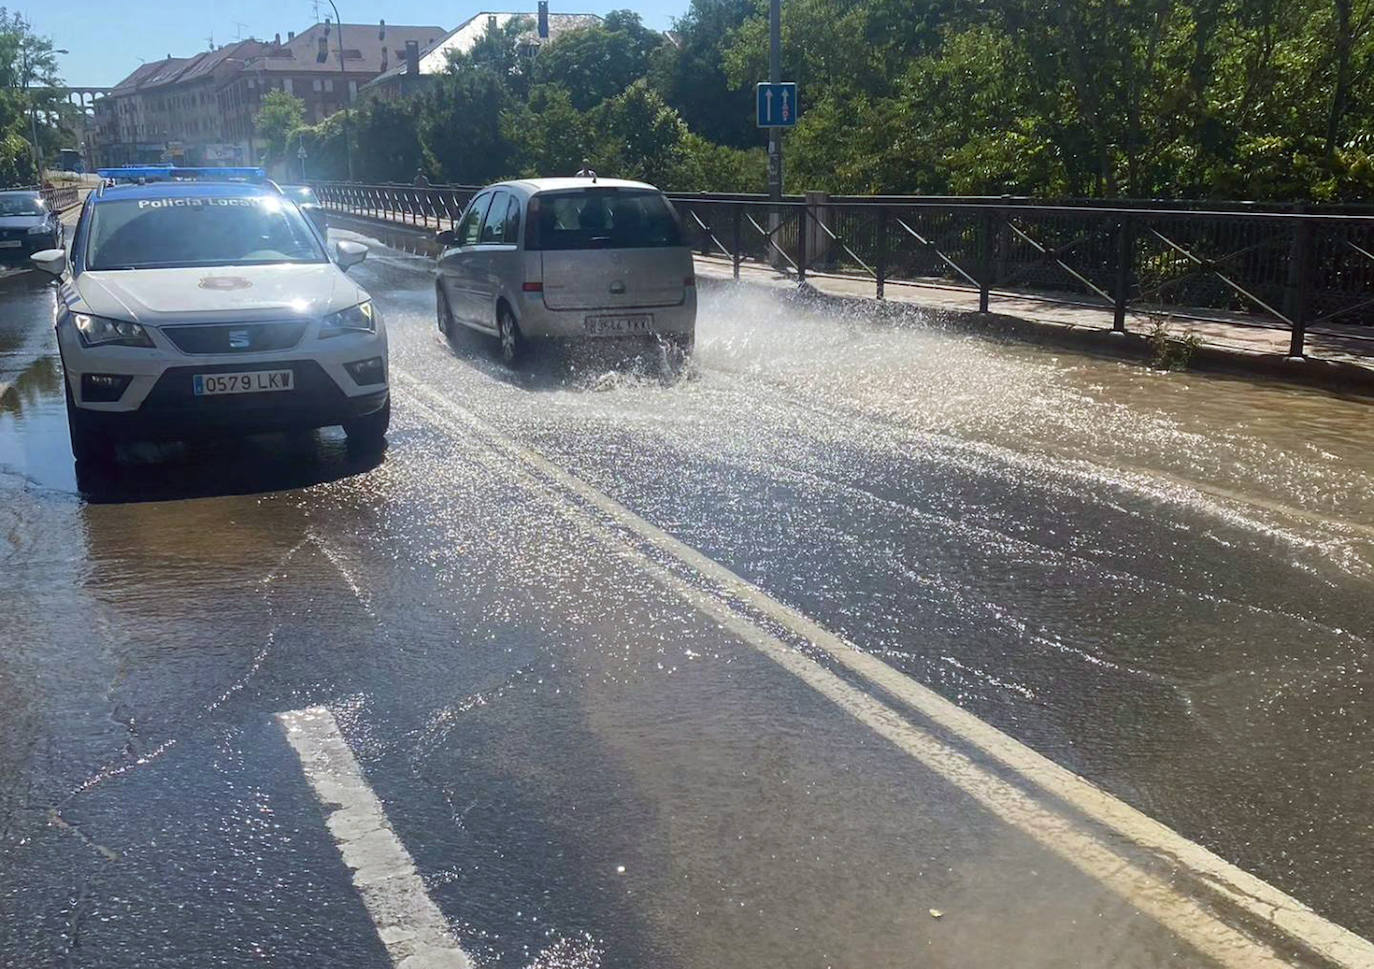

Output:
xmin=875 ymin=207 xmax=888 ymax=300
xmin=1284 ymin=210 xmax=1312 ymax=359
xmin=22 ymin=47 xmax=43 ymax=179
xmin=731 ymin=203 xmax=742 ymax=279
xmin=1112 ymin=215 xmax=1133 ymax=333
xmin=978 ymin=209 xmax=994 ymax=313
xmin=767 ymin=0 xmax=781 ymax=204
xmin=327 ymin=1 xmax=355 ymax=181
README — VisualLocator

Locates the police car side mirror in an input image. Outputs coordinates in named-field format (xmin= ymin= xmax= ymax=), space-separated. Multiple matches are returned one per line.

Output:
xmin=31 ymin=249 xmax=67 ymax=277
xmin=334 ymin=240 xmax=368 ymax=272
xmin=436 ymin=228 xmax=457 ymax=248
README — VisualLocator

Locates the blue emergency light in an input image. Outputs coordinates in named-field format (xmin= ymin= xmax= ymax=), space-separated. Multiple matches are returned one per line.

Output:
xmin=97 ymin=166 xmax=267 ymax=180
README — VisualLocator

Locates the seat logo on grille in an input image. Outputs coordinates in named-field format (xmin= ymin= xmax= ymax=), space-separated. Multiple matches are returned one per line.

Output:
xmin=199 ymin=276 xmax=252 ymax=290
xmin=228 ymin=329 xmax=251 ymax=349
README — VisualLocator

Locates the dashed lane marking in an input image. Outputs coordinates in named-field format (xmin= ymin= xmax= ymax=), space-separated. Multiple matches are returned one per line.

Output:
xmin=397 ymin=370 xmax=1374 ymax=969
xmin=277 ymin=706 xmax=472 ymax=969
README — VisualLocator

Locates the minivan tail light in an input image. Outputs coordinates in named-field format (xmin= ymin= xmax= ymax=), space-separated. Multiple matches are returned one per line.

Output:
xmin=522 ymin=281 xmax=543 ymax=292
xmin=684 ymin=275 xmax=695 ymax=287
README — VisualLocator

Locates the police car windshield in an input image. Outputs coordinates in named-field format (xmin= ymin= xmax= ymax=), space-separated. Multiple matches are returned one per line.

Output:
xmin=0 ymin=194 xmax=46 ymax=217
xmin=85 ymin=194 xmax=328 ymax=270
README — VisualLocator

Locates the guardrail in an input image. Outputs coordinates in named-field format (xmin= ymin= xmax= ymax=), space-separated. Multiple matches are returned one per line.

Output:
xmin=310 ymin=181 xmax=1374 ymax=357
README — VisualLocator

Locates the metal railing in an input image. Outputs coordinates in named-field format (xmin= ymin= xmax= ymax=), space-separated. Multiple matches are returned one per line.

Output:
xmin=5 ymin=181 xmax=81 ymax=211
xmin=310 ymin=181 xmax=1374 ymax=357
xmin=42 ymin=183 xmax=80 ymax=211
xmin=312 ymin=182 xmax=481 ymax=230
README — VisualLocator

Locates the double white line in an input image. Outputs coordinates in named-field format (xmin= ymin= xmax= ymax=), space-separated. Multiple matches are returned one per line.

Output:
xmin=285 ymin=368 xmax=1374 ymax=969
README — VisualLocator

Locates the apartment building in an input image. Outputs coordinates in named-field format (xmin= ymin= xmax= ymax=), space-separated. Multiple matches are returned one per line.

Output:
xmin=91 ymin=22 xmax=443 ymax=167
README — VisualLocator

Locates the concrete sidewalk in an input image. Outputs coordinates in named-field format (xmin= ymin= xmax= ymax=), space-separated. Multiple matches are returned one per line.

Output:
xmin=327 ymin=204 xmax=1374 ymax=396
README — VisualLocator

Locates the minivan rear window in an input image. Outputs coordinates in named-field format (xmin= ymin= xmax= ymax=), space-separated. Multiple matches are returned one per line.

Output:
xmin=526 ymin=188 xmax=683 ymax=251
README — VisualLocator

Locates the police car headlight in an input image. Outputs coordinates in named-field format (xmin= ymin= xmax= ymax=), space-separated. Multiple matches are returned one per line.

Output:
xmin=321 ymin=301 xmax=375 ymax=337
xmin=72 ymin=313 xmax=154 ymax=348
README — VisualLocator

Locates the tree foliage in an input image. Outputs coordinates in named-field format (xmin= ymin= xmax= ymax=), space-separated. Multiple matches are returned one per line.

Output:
xmin=532 ymin=10 xmax=662 ymax=111
xmin=0 ymin=9 xmax=74 ymax=183
xmin=255 ymin=90 xmax=306 ymax=168
xmin=335 ymin=0 xmax=1374 ymax=201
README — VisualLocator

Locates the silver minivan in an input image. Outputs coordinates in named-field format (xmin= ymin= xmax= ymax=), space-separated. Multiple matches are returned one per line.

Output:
xmin=435 ymin=178 xmax=697 ymax=364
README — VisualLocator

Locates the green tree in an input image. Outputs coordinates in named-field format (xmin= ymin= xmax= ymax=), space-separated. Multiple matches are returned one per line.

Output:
xmin=586 ymin=79 xmax=688 ymax=183
xmin=449 ymin=15 xmax=535 ymax=100
xmin=0 ymin=9 xmax=71 ymax=182
xmin=288 ymin=110 xmax=349 ymax=180
xmin=648 ymin=0 xmax=758 ymax=148
xmin=532 ymin=11 xmax=664 ymax=111
xmin=353 ymin=97 xmax=423 ymax=182
xmin=501 ymin=83 xmax=592 ymax=177
xmin=669 ymin=132 xmax=767 ymax=191
xmin=255 ymin=90 xmax=306 ymax=168
xmin=420 ymin=67 xmax=516 ymax=184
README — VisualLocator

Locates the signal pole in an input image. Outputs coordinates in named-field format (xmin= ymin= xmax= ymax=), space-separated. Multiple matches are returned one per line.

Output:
xmin=767 ymin=0 xmax=782 ymax=203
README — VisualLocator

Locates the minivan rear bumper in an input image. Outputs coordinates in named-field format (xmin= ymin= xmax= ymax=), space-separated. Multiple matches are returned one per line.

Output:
xmin=517 ymin=290 xmax=696 ymax=340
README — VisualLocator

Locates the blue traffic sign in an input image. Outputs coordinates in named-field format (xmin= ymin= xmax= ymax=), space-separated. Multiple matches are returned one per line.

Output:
xmin=756 ymin=82 xmax=798 ymax=128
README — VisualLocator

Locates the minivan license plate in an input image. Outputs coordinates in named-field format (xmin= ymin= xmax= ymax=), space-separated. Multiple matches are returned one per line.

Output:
xmin=194 ymin=370 xmax=294 ymax=396
xmin=584 ymin=314 xmax=652 ymax=336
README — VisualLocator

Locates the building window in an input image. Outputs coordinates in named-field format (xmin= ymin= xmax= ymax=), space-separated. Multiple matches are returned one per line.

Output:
xmin=283 ymin=78 xmax=293 ymax=95
xmin=312 ymin=79 xmax=322 ymax=92
xmin=324 ymin=78 xmax=333 ymax=92
xmin=348 ymin=80 xmax=357 ymax=101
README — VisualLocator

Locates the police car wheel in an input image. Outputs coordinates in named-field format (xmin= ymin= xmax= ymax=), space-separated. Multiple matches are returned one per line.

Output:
xmin=343 ymin=398 xmax=390 ymax=448
xmin=65 ymin=379 xmax=114 ymax=465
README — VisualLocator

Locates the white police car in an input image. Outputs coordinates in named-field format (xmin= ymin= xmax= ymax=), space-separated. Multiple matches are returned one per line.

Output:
xmin=31 ymin=167 xmax=389 ymax=464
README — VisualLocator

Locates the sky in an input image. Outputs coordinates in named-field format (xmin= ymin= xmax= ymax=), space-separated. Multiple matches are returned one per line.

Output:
xmin=28 ymin=0 xmax=689 ymax=87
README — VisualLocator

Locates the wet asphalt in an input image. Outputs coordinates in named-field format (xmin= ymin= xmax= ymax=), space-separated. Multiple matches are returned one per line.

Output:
xmin=1 ymin=230 xmax=1372 ymax=968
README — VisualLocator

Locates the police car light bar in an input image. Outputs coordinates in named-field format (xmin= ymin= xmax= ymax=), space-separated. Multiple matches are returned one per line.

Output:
xmin=97 ymin=166 xmax=267 ymax=180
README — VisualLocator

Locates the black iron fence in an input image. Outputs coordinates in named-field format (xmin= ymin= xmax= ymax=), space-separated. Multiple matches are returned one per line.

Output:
xmin=43 ymin=183 xmax=80 ymax=211
xmin=310 ymin=181 xmax=1374 ymax=357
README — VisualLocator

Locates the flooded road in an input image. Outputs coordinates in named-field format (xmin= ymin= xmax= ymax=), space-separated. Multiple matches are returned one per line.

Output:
xmin=2 ymin=234 xmax=1372 ymax=969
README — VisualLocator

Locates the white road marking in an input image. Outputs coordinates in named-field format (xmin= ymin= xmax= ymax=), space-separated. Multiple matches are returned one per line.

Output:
xmin=277 ymin=706 xmax=472 ymax=969
xmin=397 ymin=370 xmax=1374 ymax=969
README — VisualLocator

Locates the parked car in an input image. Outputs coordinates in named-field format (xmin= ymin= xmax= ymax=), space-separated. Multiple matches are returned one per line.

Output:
xmin=30 ymin=173 xmax=387 ymax=464
xmin=0 ymin=190 xmax=63 ymax=263
xmin=281 ymin=184 xmax=328 ymax=239
xmin=434 ymin=178 xmax=696 ymax=364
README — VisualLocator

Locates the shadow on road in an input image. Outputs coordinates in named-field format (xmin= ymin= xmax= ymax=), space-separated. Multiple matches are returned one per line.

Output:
xmin=75 ymin=432 xmax=386 ymax=505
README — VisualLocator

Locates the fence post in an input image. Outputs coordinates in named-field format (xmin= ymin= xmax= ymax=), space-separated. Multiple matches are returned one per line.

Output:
xmin=805 ymin=190 xmax=829 ymax=269
xmin=875 ymin=207 xmax=888 ymax=300
xmin=996 ymin=195 xmax=1011 ymax=283
xmin=1113 ymin=215 xmax=1133 ymax=333
xmin=1283 ymin=208 xmax=1312 ymax=359
xmin=978 ymin=209 xmax=994 ymax=313
xmin=731 ymin=203 xmax=742 ymax=280
xmin=797 ymin=204 xmax=808 ymax=284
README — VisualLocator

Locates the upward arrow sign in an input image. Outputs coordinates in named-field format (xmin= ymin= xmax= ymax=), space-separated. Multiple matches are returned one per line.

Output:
xmin=781 ymin=89 xmax=791 ymax=122
xmin=765 ymin=88 xmax=774 ymax=122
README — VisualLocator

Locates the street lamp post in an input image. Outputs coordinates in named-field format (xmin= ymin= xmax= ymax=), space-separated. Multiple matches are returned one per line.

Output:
xmin=20 ymin=43 xmax=70 ymax=180
xmin=298 ymin=141 xmax=308 ymax=180
xmin=324 ymin=1 xmax=355 ymax=181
